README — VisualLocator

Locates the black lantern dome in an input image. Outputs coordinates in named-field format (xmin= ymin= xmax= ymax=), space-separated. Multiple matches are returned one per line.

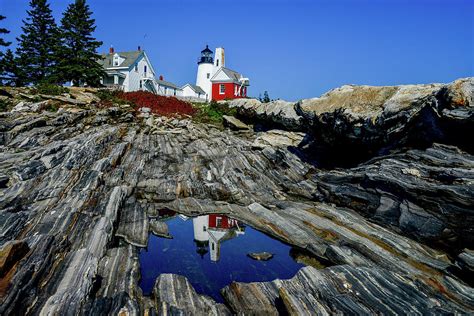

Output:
xmin=198 ymin=45 xmax=214 ymax=64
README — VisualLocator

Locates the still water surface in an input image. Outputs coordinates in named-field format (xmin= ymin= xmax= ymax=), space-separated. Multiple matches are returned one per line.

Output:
xmin=139 ymin=213 xmax=305 ymax=302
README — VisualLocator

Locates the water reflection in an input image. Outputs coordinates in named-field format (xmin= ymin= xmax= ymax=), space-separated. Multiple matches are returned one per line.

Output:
xmin=155 ymin=208 xmax=177 ymax=219
xmin=193 ymin=215 xmax=245 ymax=261
xmin=139 ymin=213 xmax=306 ymax=302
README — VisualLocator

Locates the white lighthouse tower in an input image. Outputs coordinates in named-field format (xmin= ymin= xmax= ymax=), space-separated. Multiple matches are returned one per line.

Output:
xmin=196 ymin=45 xmax=214 ymax=101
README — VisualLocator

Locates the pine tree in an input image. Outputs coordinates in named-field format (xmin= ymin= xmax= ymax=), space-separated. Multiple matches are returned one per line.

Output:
xmin=0 ymin=15 xmax=12 ymax=85
xmin=262 ymin=91 xmax=270 ymax=103
xmin=56 ymin=0 xmax=104 ymax=87
xmin=15 ymin=0 xmax=61 ymax=85
xmin=0 ymin=15 xmax=11 ymax=48
xmin=1 ymin=49 xmax=22 ymax=86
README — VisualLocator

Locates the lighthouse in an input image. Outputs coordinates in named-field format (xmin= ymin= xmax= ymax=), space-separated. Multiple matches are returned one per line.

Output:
xmin=196 ymin=45 xmax=214 ymax=101
xmin=192 ymin=45 xmax=249 ymax=101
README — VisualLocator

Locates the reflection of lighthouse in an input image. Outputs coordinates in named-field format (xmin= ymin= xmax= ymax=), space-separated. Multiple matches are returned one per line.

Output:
xmin=192 ymin=215 xmax=245 ymax=262
xmin=193 ymin=215 xmax=209 ymax=258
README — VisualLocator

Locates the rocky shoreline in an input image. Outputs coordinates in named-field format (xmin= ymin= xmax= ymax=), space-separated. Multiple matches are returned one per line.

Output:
xmin=0 ymin=79 xmax=473 ymax=314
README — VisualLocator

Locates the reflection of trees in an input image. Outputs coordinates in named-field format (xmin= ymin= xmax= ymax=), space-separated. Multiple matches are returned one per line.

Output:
xmin=157 ymin=208 xmax=177 ymax=219
xmin=289 ymin=247 xmax=328 ymax=269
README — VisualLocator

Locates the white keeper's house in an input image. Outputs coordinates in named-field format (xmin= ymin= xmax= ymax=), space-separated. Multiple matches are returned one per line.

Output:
xmin=98 ymin=45 xmax=249 ymax=102
xmin=98 ymin=46 xmax=182 ymax=95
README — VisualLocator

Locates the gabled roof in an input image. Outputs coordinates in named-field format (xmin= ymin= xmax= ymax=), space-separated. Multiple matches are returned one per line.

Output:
xmin=182 ymin=84 xmax=206 ymax=95
xmin=156 ymin=79 xmax=180 ymax=90
xmin=210 ymin=67 xmax=242 ymax=83
xmin=99 ymin=51 xmax=144 ymax=69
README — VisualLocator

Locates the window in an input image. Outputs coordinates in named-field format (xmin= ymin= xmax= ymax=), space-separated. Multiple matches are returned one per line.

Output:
xmin=216 ymin=217 xmax=222 ymax=227
xmin=216 ymin=60 xmax=219 ymax=67
xmin=144 ymin=65 xmax=147 ymax=73
xmin=164 ymin=87 xmax=167 ymax=94
xmin=206 ymin=73 xmax=210 ymax=79
xmin=174 ymin=89 xmax=176 ymax=96
xmin=234 ymin=85 xmax=238 ymax=96
xmin=134 ymin=64 xmax=138 ymax=72
xmin=219 ymin=84 xmax=225 ymax=94
xmin=113 ymin=75 xmax=118 ymax=85
xmin=139 ymin=80 xmax=142 ymax=89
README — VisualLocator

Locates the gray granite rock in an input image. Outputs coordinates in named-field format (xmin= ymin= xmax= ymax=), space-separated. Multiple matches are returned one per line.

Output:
xmin=0 ymin=240 xmax=29 ymax=277
xmin=227 ymin=98 xmax=304 ymax=131
xmin=457 ymin=249 xmax=474 ymax=276
xmin=116 ymin=199 xmax=149 ymax=247
xmin=247 ymin=252 xmax=273 ymax=261
xmin=252 ymin=129 xmax=305 ymax=149
xmin=295 ymin=77 xmax=474 ymax=160
xmin=153 ymin=274 xmax=231 ymax=315
xmin=312 ymin=144 xmax=474 ymax=249
xmin=149 ymin=219 xmax=171 ymax=238
xmin=222 ymin=115 xmax=250 ymax=130
xmin=222 ymin=265 xmax=471 ymax=315
xmin=0 ymin=86 xmax=472 ymax=315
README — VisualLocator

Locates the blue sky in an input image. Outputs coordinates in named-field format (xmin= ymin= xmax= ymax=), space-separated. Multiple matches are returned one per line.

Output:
xmin=1 ymin=0 xmax=473 ymax=101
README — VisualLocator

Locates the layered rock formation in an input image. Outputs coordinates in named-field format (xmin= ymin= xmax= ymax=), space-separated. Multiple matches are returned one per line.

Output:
xmin=0 ymin=82 xmax=473 ymax=315
xmin=312 ymin=144 xmax=474 ymax=251
xmin=228 ymin=77 xmax=473 ymax=166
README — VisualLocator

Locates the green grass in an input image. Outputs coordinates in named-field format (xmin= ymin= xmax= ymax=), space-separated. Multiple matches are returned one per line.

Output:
xmin=192 ymin=100 xmax=237 ymax=125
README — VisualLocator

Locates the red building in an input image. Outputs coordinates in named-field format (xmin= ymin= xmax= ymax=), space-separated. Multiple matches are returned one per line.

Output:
xmin=211 ymin=68 xmax=249 ymax=101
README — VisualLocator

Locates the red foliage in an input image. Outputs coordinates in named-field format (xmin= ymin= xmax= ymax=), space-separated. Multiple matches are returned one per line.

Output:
xmin=118 ymin=91 xmax=196 ymax=117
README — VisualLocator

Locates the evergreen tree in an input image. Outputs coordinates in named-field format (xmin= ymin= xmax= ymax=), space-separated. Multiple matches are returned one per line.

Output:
xmin=0 ymin=15 xmax=12 ymax=85
xmin=0 ymin=15 xmax=11 ymax=48
xmin=56 ymin=0 xmax=104 ymax=87
xmin=1 ymin=49 xmax=22 ymax=86
xmin=262 ymin=91 xmax=270 ymax=103
xmin=15 ymin=0 xmax=61 ymax=85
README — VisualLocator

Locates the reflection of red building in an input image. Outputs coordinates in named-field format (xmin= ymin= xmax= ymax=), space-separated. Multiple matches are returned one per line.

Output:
xmin=208 ymin=214 xmax=238 ymax=229
xmin=193 ymin=214 xmax=245 ymax=261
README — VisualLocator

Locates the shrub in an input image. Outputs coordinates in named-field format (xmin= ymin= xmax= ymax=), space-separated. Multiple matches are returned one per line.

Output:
xmin=96 ymin=89 xmax=120 ymax=102
xmin=44 ymin=102 xmax=59 ymax=112
xmin=32 ymin=83 xmax=69 ymax=96
xmin=193 ymin=100 xmax=237 ymax=125
xmin=95 ymin=89 xmax=129 ymax=108
xmin=118 ymin=91 xmax=196 ymax=117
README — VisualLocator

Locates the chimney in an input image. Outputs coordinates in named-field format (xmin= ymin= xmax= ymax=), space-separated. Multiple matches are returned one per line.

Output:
xmin=214 ymin=47 xmax=225 ymax=69
xmin=138 ymin=46 xmax=141 ymax=51
xmin=109 ymin=46 xmax=114 ymax=54
xmin=159 ymin=75 xmax=164 ymax=81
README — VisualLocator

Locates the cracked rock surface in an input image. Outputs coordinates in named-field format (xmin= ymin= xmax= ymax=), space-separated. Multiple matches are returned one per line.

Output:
xmin=0 ymin=83 xmax=473 ymax=315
